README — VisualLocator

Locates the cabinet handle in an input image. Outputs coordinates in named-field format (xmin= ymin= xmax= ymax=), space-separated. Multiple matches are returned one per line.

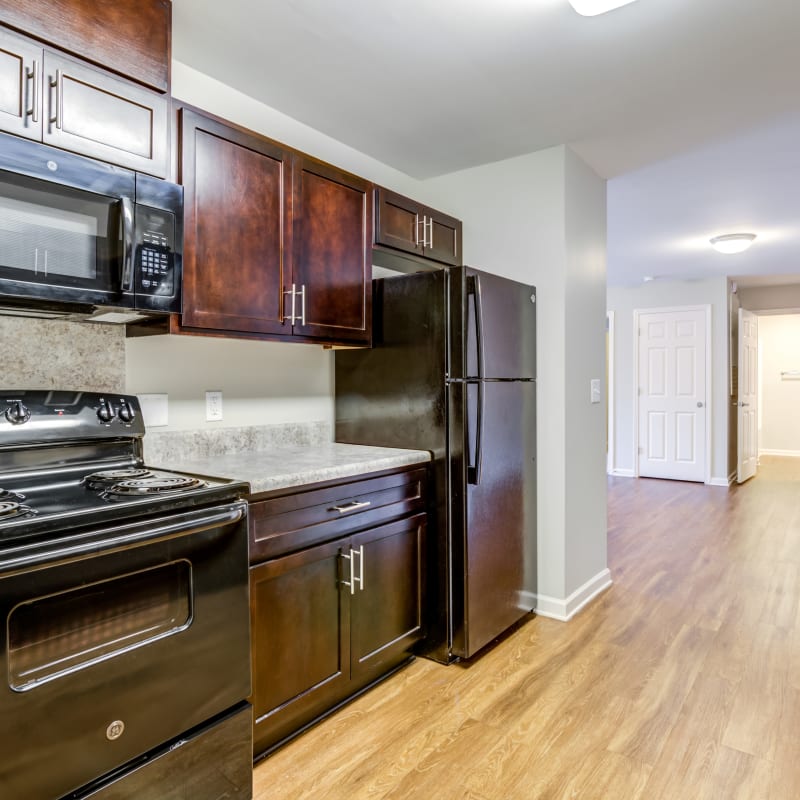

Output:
xmin=299 ymin=284 xmax=306 ymax=326
xmin=330 ymin=500 xmax=371 ymax=514
xmin=341 ymin=546 xmax=365 ymax=594
xmin=49 ymin=69 xmax=63 ymax=129
xmin=415 ymin=214 xmax=424 ymax=247
xmin=25 ymin=60 xmax=39 ymax=123
xmin=427 ymin=217 xmax=434 ymax=249
xmin=283 ymin=283 xmax=297 ymax=324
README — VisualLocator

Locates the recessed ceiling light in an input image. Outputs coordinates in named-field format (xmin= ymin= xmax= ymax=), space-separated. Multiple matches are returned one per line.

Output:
xmin=709 ymin=233 xmax=757 ymax=255
xmin=568 ymin=0 xmax=639 ymax=16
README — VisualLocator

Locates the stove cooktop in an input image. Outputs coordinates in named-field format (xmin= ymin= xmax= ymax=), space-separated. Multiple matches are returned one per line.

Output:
xmin=0 ymin=463 xmax=247 ymax=543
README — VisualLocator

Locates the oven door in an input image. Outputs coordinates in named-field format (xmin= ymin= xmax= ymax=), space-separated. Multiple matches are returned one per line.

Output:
xmin=0 ymin=501 xmax=251 ymax=800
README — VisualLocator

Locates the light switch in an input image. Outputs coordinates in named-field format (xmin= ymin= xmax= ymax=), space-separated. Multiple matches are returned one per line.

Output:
xmin=590 ymin=379 xmax=602 ymax=404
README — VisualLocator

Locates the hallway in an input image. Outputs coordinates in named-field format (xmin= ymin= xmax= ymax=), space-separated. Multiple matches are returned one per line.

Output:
xmin=254 ymin=458 xmax=800 ymax=799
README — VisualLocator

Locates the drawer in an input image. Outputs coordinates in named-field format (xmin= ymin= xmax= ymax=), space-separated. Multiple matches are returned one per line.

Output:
xmin=248 ymin=466 xmax=427 ymax=563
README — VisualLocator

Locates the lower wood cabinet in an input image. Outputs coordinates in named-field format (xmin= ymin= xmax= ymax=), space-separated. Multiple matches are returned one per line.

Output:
xmin=249 ymin=512 xmax=426 ymax=757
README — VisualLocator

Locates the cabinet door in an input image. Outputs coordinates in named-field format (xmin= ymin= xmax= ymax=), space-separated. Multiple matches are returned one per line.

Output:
xmin=0 ymin=28 xmax=41 ymax=140
xmin=42 ymin=52 xmax=168 ymax=176
xmin=292 ymin=156 xmax=372 ymax=344
xmin=374 ymin=187 xmax=424 ymax=257
xmin=350 ymin=514 xmax=426 ymax=680
xmin=424 ymin=205 xmax=462 ymax=266
xmin=250 ymin=539 xmax=351 ymax=757
xmin=180 ymin=109 xmax=291 ymax=336
xmin=0 ymin=0 xmax=171 ymax=92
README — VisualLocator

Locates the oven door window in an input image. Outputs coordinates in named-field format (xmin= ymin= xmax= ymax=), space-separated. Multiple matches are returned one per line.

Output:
xmin=0 ymin=170 xmax=123 ymax=292
xmin=7 ymin=560 xmax=192 ymax=691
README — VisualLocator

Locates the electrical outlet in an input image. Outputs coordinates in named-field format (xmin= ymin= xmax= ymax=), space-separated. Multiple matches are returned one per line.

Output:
xmin=205 ymin=390 xmax=223 ymax=421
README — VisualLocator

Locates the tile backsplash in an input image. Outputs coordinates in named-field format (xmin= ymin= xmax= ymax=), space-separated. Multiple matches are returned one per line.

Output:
xmin=0 ymin=317 xmax=125 ymax=392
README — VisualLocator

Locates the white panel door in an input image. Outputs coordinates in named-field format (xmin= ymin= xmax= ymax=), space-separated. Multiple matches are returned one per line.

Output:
xmin=737 ymin=308 xmax=758 ymax=483
xmin=638 ymin=309 xmax=707 ymax=481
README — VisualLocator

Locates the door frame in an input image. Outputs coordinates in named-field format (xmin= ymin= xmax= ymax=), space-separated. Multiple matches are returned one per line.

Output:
xmin=632 ymin=304 xmax=713 ymax=484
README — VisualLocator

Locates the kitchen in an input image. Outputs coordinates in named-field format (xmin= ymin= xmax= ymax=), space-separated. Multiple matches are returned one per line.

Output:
xmin=2 ymin=0 xmax=748 ymax=797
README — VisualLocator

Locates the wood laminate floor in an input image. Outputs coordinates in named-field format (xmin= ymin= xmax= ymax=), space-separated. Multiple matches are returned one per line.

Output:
xmin=253 ymin=456 xmax=800 ymax=799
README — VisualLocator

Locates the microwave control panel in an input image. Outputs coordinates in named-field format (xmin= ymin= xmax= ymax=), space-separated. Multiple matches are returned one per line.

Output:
xmin=134 ymin=205 xmax=177 ymax=308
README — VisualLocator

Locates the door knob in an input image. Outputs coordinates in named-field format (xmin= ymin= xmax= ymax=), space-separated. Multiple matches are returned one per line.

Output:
xmin=697 ymin=401 xmax=704 ymax=408
xmin=740 ymin=401 xmax=750 ymax=407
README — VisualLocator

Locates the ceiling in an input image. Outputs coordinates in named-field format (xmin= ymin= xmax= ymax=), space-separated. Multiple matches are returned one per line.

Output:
xmin=172 ymin=0 xmax=800 ymax=286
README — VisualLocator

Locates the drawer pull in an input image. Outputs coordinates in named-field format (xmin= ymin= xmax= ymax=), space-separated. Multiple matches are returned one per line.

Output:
xmin=331 ymin=500 xmax=371 ymax=514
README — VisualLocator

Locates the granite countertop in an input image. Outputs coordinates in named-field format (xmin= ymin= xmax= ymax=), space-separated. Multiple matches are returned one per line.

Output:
xmin=151 ymin=442 xmax=431 ymax=495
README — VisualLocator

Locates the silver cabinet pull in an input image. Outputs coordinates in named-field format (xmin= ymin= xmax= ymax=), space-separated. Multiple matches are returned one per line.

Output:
xmin=414 ymin=214 xmax=422 ymax=246
xmin=49 ymin=69 xmax=63 ymax=129
xmin=427 ymin=216 xmax=434 ymax=249
xmin=25 ymin=60 xmax=39 ymax=122
xmin=341 ymin=546 xmax=364 ymax=594
xmin=299 ymin=283 xmax=306 ymax=326
xmin=283 ymin=283 xmax=297 ymax=324
xmin=331 ymin=500 xmax=371 ymax=514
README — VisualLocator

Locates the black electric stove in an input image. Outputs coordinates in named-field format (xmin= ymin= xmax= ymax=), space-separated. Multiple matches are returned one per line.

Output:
xmin=0 ymin=390 xmax=253 ymax=800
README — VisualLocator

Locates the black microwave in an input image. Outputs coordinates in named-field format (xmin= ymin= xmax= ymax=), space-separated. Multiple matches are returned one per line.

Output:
xmin=0 ymin=134 xmax=182 ymax=322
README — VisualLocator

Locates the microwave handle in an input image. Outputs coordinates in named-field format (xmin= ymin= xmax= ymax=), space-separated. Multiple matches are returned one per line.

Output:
xmin=120 ymin=196 xmax=134 ymax=292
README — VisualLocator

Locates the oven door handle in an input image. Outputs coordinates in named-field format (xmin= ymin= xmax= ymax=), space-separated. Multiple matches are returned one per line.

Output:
xmin=0 ymin=502 xmax=246 ymax=576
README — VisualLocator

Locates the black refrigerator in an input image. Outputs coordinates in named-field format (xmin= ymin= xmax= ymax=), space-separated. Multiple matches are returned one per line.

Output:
xmin=335 ymin=266 xmax=537 ymax=663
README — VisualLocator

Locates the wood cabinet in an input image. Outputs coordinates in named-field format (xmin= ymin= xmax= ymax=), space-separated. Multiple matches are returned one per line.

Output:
xmin=248 ymin=466 xmax=428 ymax=758
xmin=0 ymin=0 xmax=171 ymax=92
xmin=177 ymin=108 xmax=372 ymax=346
xmin=179 ymin=109 xmax=291 ymax=335
xmin=0 ymin=26 xmax=168 ymax=176
xmin=375 ymin=187 xmax=462 ymax=266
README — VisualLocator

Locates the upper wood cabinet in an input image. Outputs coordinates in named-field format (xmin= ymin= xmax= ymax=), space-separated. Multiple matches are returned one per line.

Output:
xmin=177 ymin=108 xmax=372 ymax=346
xmin=179 ymin=109 xmax=291 ymax=336
xmin=0 ymin=0 xmax=171 ymax=92
xmin=291 ymin=156 xmax=372 ymax=344
xmin=0 ymin=26 xmax=168 ymax=176
xmin=375 ymin=187 xmax=462 ymax=267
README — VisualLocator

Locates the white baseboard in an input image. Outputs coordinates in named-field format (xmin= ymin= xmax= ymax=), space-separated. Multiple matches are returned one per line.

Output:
xmin=526 ymin=568 xmax=613 ymax=622
xmin=759 ymin=449 xmax=800 ymax=458
xmin=708 ymin=474 xmax=734 ymax=487
xmin=608 ymin=468 xmax=635 ymax=477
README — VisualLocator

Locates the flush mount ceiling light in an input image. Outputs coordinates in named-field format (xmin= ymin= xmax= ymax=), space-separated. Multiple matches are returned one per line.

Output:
xmin=568 ymin=0 xmax=640 ymax=16
xmin=709 ymin=233 xmax=757 ymax=255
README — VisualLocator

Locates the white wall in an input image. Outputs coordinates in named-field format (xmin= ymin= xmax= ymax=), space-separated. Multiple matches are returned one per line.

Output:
xmin=564 ymin=149 xmax=608 ymax=596
xmin=758 ymin=314 xmax=800 ymax=455
xmin=607 ymin=276 xmax=730 ymax=482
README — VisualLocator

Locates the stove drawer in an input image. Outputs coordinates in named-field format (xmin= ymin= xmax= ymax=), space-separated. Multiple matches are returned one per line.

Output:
xmin=249 ymin=465 xmax=427 ymax=562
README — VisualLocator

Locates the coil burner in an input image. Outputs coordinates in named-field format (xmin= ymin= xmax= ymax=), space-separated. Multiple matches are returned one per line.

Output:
xmin=103 ymin=476 xmax=206 ymax=498
xmin=0 ymin=500 xmax=35 ymax=520
xmin=84 ymin=469 xmax=156 ymax=490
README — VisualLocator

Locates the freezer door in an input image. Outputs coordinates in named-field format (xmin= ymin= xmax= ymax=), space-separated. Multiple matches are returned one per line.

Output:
xmin=452 ymin=267 xmax=536 ymax=381
xmin=450 ymin=379 xmax=537 ymax=659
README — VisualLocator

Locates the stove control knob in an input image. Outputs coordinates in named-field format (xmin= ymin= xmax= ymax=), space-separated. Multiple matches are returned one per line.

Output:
xmin=97 ymin=399 xmax=116 ymax=423
xmin=5 ymin=401 xmax=30 ymax=425
xmin=118 ymin=400 xmax=135 ymax=424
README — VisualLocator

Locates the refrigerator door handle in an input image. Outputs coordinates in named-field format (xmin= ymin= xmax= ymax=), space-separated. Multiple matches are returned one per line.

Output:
xmin=467 ymin=380 xmax=484 ymax=485
xmin=467 ymin=275 xmax=485 ymax=485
